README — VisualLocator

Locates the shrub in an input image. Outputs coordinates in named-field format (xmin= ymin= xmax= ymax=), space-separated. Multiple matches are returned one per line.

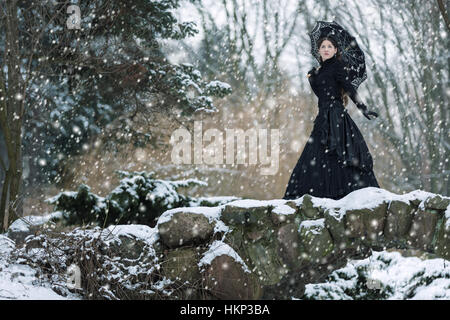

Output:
xmin=46 ymin=170 xmax=237 ymax=228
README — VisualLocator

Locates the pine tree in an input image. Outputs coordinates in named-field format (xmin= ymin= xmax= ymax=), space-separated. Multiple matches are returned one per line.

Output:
xmin=0 ymin=0 xmax=231 ymax=230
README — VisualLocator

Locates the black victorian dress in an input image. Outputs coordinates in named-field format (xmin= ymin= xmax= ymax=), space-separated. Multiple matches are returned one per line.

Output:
xmin=283 ymin=55 xmax=380 ymax=200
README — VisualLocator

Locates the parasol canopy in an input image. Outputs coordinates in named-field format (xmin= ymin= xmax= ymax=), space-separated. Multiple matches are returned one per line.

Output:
xmin=308 ymin=20 xmax=367 ymax=90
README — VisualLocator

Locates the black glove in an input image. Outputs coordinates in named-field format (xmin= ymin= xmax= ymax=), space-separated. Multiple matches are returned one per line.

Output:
xmin=356 ymin=103 xmax=379 ymax=120
xmin=307 ymin=67 xmax=318 ymax=78
xmin=363 ymin=110 xmax=379 ymax=120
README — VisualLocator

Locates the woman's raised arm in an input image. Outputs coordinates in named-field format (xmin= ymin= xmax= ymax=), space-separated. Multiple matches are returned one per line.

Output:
xmin=334 ymin=61 xmax=378 ymax=120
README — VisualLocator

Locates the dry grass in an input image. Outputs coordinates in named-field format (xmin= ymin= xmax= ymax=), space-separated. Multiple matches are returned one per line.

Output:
xmin=45 ymin=84 xmax=319 ymax=201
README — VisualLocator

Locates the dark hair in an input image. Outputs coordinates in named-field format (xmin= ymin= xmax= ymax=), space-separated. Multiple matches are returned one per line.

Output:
xmin=317 ymin=36 xmax=348 ymax=106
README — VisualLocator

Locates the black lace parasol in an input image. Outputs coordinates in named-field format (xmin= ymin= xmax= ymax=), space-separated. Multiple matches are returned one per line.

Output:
xmin=308 ymin=20 xmax=367 ymax=90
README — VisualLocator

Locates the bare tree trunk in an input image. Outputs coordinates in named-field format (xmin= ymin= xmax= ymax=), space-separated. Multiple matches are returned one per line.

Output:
xmin=0 ymin=169 xmax=11 ymax=230
xmin=437 ymin=0 xmax=450 ymax=31
xmin=0 ymin=0 xmax=23 ymax=230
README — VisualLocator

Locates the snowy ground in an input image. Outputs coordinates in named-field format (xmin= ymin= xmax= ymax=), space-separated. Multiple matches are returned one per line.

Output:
xmin=0 ymin=235 xmax=81 ymax=300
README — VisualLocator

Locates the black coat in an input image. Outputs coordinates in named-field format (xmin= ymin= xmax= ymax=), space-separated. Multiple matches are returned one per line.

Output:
xmin=283 ymin=54 xmax=380 ymax=200
xmin=307 ymin=54 xmax=366 ymax=113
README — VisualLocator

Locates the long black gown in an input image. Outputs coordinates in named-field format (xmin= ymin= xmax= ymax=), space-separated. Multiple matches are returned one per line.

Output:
xmin=283 ymin=54 xmax=380 ymax=200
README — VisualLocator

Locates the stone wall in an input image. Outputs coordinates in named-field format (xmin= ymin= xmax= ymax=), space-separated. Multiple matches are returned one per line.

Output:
xmin=155 ymin=188 xmax=450 ymax=299
xmin=6 ymin=187 xmax=450 ymax=300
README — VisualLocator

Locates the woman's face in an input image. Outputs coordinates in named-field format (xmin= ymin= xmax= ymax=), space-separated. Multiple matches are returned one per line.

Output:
xmin=318 ymin=40 xmax=337 ymax=61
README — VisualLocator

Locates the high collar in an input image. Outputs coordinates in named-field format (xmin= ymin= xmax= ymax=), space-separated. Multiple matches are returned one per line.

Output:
xmin=320 ymin=54 xmax=337 ymax=66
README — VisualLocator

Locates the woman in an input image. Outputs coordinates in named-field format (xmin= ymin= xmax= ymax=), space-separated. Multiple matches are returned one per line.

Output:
xmin=283 ymin=36 xmax=380 ymax=200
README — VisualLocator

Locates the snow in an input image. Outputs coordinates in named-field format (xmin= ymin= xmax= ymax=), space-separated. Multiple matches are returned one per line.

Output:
xmin=272 ymin=204 xmax=296 ymax=215
xmin=155 ymin=199 xmax=299 ymax=236
xmin=225 ymin=198 xmax=287 ymax=208
xmin=445 ymin=205 xmax=450 ymax=229
xmin=0 ymin=235 xmax=15 ymax=255
xmin=154 ymin=187 xmax=450 ymax=237
xmin=191 ymin=195 xmax=241 ymax=205
xmin=156 ymin=205 xmax=230 ymax=236
xmin=301 ymin=250 xmax=450 ymax=300
xmin=8 ymin=211 xmax=63 ymax=233
xmin=219 ymin=188 xmax=443 ymax=218
xmin=157 ymin=206 xmax=223 ymax=224
xmin=326 ymin=207 xmax=345 ymax=222
xmin=103 ymin=224 xmax=159 ymax=247
xmin=0 ymin=264 xmax=70 ymax=300
xmin=194 ymin=187 xmax=449 ymax=227
xmin=287 ymin=187 xmax=448 ymax=222
xmin=299 ymin=218 xmax=325 ymax=235
xmin=205 ymin=80 xmax=232 ymax=92
xmin=198 ymin=240 xmax=251 ymax=273
xmin=0 ymin=236 xmax=80 ymax=300
xmin=45 ymin=191 xmax=78 ymax=204
xmin=412 ymin=278 xmax=450 ymax=300
xmin=367 ymin=251 xmax=450 ymax=300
